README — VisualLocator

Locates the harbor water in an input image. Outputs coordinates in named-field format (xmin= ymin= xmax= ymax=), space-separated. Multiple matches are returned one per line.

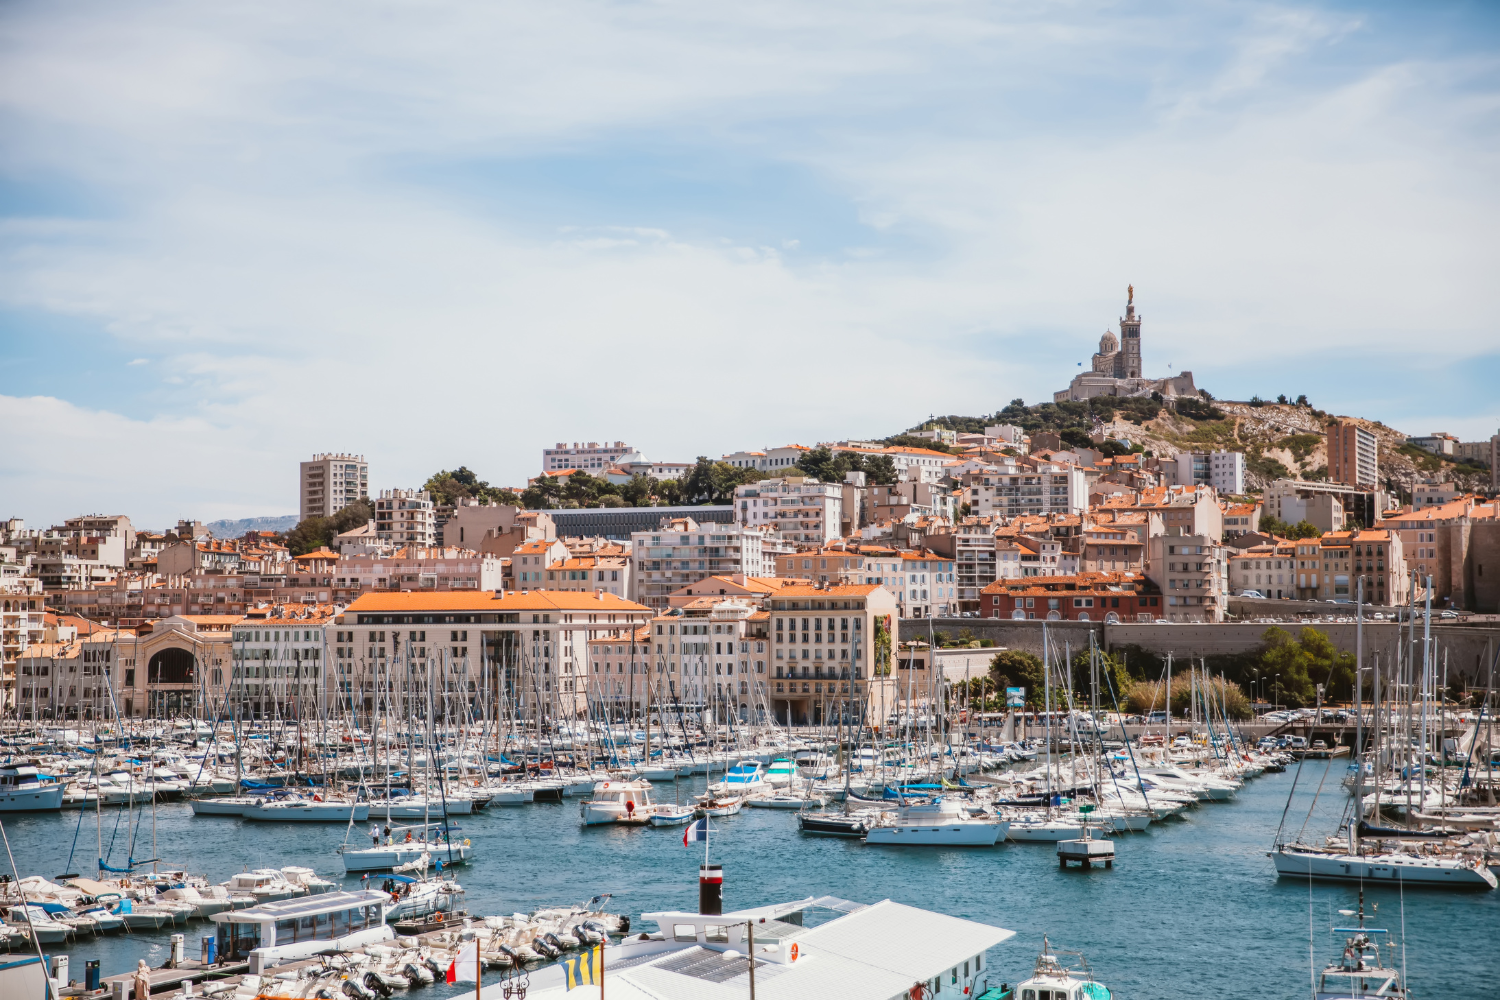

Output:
xmin=6 ymin=761 xmax=1498 ymax=998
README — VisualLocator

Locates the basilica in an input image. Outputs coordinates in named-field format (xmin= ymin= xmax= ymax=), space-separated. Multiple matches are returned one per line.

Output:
xmin=1053 ymin=287 xmax=1198 ymax=403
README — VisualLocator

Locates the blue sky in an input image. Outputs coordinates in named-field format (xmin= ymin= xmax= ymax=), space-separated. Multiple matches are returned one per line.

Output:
xmin=2 ymin=0 xmax=1498 ymax=528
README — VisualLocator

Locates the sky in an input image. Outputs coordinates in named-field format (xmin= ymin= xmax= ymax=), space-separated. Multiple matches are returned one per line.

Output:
xmin=2 ymin=0 xmax=1498 ymax=529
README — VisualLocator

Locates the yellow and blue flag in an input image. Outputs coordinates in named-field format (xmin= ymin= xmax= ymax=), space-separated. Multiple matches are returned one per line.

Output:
xmin=563 ymin=945 xmax=601 ymax=990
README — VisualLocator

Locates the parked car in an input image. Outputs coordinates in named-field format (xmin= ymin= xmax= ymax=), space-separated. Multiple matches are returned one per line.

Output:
xmin=1238 ymin=590 xmax=1266 ymax=599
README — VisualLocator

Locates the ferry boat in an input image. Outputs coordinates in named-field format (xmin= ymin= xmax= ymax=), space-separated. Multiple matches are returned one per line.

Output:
xmin=580 ymin=780 xmax=656 ymax=826
xmin=0 ymin=766 xmax=64 ymax=812
xmin=209 ymin=889 xmax=392 ymax=965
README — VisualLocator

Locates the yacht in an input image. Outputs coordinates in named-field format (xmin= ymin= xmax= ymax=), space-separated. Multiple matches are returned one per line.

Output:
xmin=865 ymin=797 xmax=1008 ymax=847
xmin=707 ymin=760 xmax=766 ymax=796
xmin=0 ymin=766 xmax=64 ymax=812
xmin=220 ymin=869 xmax=301 ymax=903
xmin=5 ymin=903 xmax=72 ymax=944
xmin=580 ymin=780 xmax=656 ymax=826
xmin=370 ymin=874 xmax=466 ymax=924
xmin=797 ymin=808 xmax=879 ymax=838
xmin=764 ymin=758 xmax=798 ymax=787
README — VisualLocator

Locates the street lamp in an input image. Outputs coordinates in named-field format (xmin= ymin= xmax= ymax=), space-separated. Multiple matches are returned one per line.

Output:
xmin=1275 ymin=673 xmax=1281 ymax=714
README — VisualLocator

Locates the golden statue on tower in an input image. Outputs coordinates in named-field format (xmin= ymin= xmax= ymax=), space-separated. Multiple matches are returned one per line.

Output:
xmin=1127 ymin=284 xmax=1134 ymax=305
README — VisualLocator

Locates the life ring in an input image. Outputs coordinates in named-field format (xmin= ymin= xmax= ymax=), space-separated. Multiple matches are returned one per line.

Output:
xmin=789 ymin=943 xmax=799 ymax=963
xmin=463 ymin=839 xmax=470 ymax=847
xmin=435 ymin=913 xmax=443 ymax=922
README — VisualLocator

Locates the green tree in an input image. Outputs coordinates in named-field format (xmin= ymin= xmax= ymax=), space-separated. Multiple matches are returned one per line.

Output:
xmin=864 ymin=454 xmax=898 ymax=485
xmin=284 ymin=499 xmax=373 ymax=556
xmin=1068 ymin=648 xmax=1133 ymax=706
xmin=988 ymin=649 xmax=1045 ymax=708
xmin=422 ymin=466 xmax=518 ymax=506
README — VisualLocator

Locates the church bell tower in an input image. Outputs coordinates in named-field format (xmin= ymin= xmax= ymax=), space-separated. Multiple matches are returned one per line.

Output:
xmin=1119 ymin=285 xmax=1142 ymax=379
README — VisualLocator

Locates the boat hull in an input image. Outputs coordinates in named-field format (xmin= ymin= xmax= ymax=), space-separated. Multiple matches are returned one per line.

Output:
xmin=0 ymin=783 xmax=64 ymax=812
xmin=242 ymin=802 xmax=370 ymax=822
xmin=865 ymin=820 xmax=1007 ymax=846
xmin=1271 ymin=848 xmax=1498 ymax=888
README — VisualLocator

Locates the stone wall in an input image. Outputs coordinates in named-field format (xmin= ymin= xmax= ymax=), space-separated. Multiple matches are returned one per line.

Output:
xmin=900 ymin=617 xmax=1500 ymax=683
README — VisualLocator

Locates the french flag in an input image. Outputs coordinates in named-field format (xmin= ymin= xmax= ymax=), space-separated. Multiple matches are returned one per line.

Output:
xmin=683 ymin=818 xmax=709 ymax=846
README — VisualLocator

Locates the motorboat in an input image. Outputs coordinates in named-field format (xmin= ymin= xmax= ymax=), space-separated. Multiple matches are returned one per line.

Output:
xmin=865 ymin=797 xmax=1008 ymax=847
xmin=374 ymin=874 xmax=467 ymax=924
xmin=1313 ymin=900 xmax=1407 ymax=1000
xmin=746 ymin=792 xmax=826 ymax=810
xmin=797 ymin=809 xmax=878 ymax=838
xmin=648 ymin=804 xmax=697 ymax=827
xmin=695 ymin=796 xmax=744 ymax=818
xmin=242 ymin=797 xmax=370 ymax=822
xmin=220 ymin=869 xmax=300 ymax=903
xmin=5 ymin=904 xmax=73 ymax=944
xmin=160 ymin=885 xmax=235 ymax=918
xmin=707 ymin=761 xmax=766 ymax=796
xmin=0 ymin=767 xmax=64 ymax=812
xmin=209 ymin=889 xmax=393 ymax=965
xmin=764 ymin=758 xmax=798 ymax=787
xmin=281 ymin=867 xmax=338 ymax=895
xmin=580 ymin=780 xmax=656 ymax=826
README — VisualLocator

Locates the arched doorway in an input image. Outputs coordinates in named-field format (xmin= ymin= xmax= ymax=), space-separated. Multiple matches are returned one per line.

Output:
xmin=148 ymin=647 xmax=197 ymax=717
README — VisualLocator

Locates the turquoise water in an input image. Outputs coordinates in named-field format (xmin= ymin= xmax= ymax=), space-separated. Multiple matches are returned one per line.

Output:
xmin=7 ymin=763 xmax=1498 ymax=998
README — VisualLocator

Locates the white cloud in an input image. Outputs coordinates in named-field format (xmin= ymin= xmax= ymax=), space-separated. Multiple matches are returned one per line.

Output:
xmin=1 ymin=1 xmax=1497 ymax=525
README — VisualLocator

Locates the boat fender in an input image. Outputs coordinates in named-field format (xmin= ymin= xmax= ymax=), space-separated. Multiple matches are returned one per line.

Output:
xmin=625 ymin=800 xmax=635 ymax=814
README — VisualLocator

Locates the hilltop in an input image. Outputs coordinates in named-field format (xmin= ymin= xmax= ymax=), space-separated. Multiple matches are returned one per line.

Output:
xmin=913 ymin=397 xmax=1491 ymax=496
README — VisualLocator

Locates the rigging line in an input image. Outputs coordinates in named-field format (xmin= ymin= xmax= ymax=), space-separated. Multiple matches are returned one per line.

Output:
xmin=1294 ymin=740 xmax=1336 ymax=847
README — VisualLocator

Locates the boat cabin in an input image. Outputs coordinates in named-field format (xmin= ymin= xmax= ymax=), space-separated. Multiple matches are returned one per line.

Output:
xmin=211 ymin=889 xmax=391 ymax=966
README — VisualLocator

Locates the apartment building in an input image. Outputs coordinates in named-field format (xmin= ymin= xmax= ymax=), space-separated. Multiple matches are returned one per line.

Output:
xmin=1290 ymin=530 xmax=1408 ymax=605
xmin=1222 ymin=502 xmax=1261 ymax=536
xmin=630 ymin=517 xmax=768 ymax=611
xmin=1173 ymin=451 xmax=1246 ymax=494
xmin=227 ymin=605 xmax=336 ymax=720
xmin=14 ymin=618 xmax=129 ymax=722
xmin=766 ymin=583 xmax=899 ymax=726
xmin=960 ymin=461 xmax=1088 ymax=518
xmin=1375 ymin=497 xmax=1500 ymax=608
xmin=1145 ymin=533 xmax=1228 ymax=622
xmin=1228 ymin=539 xmax=1298 ymax=599
xmin=1101 ymin=486 xmax=1225 ymax=541
xmin=608 ymin=598 xmax=770 ymax=720
xmin=1078 ymin=522 xmax=1147 ymax=575
xmin=981 ymin=572 xmax=1162 ymax=622
xmin=543 ymin=441 xmax=634 ymax=473
xmin=375 ymin=489 xmax=436 ymax=547
xmin=511 ymin=539 xmax=573 ymax=590
xmin=332 ymin=590 xmax=653 ymax=723
xmin=1327 ymin=421 xmax=1378 ymax=487
xmin=952 ymin=518 xmax=1023 ymax=613
xmin=299 ymin=454 xmax=368 ymax=521
xmin=827 ymin=444 xmax=956 ymax=484
xmin=721 ymin=445 xmax=811 ymax=472
xmin=1407 ymin=432 xmax=1457 ymax=457
xmin=735 ymin=478 xmax=843 ymax=546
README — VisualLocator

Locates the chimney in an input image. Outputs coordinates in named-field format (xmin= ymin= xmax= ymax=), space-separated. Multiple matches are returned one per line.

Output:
xmin=699 ymin=864 xmax=723 ymax=915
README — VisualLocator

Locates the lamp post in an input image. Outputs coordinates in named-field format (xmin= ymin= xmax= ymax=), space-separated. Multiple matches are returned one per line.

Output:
xmin=1275 ymin=674 xmax=1281 ymax=714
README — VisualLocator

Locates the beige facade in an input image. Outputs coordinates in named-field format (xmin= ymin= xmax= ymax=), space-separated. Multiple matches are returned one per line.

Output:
xmin=1146 ymin=533 xmax=1228 ymax=622
xmin=375 ymin=490 xmax=436 ymax=547
xmin=630 ymin=517 xmax=768 ymax=611
xmin=766 ymin=583 xmax=898 ymax=726
xmin=300 ymin=453 xmax=368 ymax=521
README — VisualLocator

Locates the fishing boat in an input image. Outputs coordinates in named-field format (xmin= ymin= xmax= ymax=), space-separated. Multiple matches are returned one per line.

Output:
xmin=580 ymin=780 xmax=656 ymax=826
xmin=696 ymin=795 xmax=744 ymax=818
xmin=1006 ymin=936 xmax=1111 ymax=1000
xmin=1313 ymin=895 xmax=1408 ymax=1000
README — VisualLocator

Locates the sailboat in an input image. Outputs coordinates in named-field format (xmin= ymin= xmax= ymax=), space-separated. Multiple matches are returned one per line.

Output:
xmin=1313 ymin=893 xmax=1408 ymax=1000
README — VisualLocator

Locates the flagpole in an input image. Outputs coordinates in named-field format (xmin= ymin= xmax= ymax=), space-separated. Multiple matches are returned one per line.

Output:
xmin=474 ymin=934 xmax=480 ymax=1000
xmin=600 ymin=938 xmax=605 ymax=1000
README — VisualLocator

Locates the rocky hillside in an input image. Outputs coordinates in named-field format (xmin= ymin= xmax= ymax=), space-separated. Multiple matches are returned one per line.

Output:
xmin=1098 ymin=401 xmax=1491 ymax=496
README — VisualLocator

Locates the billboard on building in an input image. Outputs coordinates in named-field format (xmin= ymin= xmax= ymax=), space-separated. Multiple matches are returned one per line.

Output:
xmin=1006 ymin=687 xmax=1025 ymax=707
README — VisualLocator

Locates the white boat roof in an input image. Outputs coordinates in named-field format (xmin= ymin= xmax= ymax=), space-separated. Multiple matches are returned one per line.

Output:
xmin=211 ymin=890 xmax=388 ymax=923
xmin=520 ymin=898 xmax=1012 ymax=1000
